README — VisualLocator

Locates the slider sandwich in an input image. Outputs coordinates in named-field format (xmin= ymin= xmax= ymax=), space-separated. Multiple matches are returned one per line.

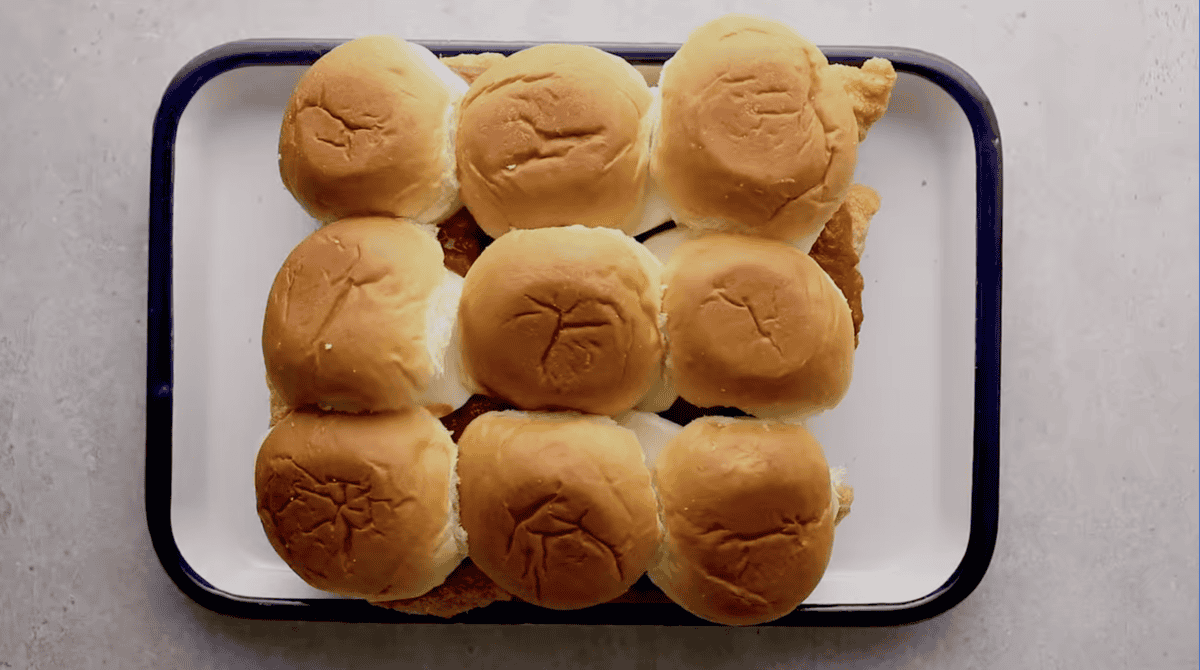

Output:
xmin=262 ymin=216 xmax=469 ymax=415
xmin=255 ymin=408 xmax=467 ymax=601
xmin=279 ymin=35 xmax=467 ymax=224
xmin=651 ymin=14 xmax=860 ymax=249
xmin=456 ymin=44 xmax=655 ymax=237
xmin=649 ymin=417 xmax=852 ymax=625
xmin=457 ymin=225 xmax=665 ymax=416
xmin=661 ymin=233 xmax=856 ymax=421
xmin=455 ymin=411 xmax=661 ymax=609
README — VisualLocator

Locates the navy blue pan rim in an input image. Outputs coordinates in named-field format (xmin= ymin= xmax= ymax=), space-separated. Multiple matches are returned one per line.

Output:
xmin=146 ymin=39 xmax=1002 ymax=626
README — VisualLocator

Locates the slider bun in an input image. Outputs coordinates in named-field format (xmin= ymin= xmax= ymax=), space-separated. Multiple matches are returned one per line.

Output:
xmin=652 ymin=14 xmax=858 ymax=245
xmin=262 ymin=217 xmax=448 ymax=413
xmin=458 ymin=226 xmax=664 ymax=416
xmin=255 ymin=408 xmax=466 ymax=601
xmin=279 ymin=35 xmax=466 ymax=224
xmin=662 ymin=233 xmax=855 ymax=420
xmin=649 ymin=417 xmax=837 ymax=626
xmin=456 ymin=411 xmax=660 ymax=609
xmin=456 ymin=44 xmax=654 ymax=238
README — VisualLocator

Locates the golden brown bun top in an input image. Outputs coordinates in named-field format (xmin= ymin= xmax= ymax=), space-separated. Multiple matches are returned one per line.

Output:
xmin=662 ymin=233 xmax=855 ymax=419
xmin=456 ymin=411 xmax=660 ymax=609
xmin=456 ymin=44 xmax=654 ymax=238
xmin=262 ymin=217 xmax=445 ymax=413
xmin=653 ymin=14 xmax=858 ymax=242
xmin=650 ymin=417 xmax=836 ymax=625
xmin=458 ymin=226 xmax=664 ymax=416
xmin=255 ymin=408 xmax=464 ymax=601
xmin=279 ymin=36 xmax=461 ymax=223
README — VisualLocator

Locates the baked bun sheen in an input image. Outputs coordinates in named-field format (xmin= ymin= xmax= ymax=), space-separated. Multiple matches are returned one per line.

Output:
xmin=663 ymin=233 xmax=854 ymax=420
xmin=279 ymin=35 xmax=467 ymax=224
xmin=456 ymin=45 xmax=654 ymax=238
xmin=456 ymin=411 xmax=660 ymax=609
xmin=650 ymin=417 xmax=837 ymax=625
xmin=458 ymin=226 xmax=664 ymax=416
xmin=652 ymin=15 xmax=858 ymax=247
xmin=263 ymin=217 xmax=463 ymax=414
xmin=255 ymin=408 xmax=466 ymax=601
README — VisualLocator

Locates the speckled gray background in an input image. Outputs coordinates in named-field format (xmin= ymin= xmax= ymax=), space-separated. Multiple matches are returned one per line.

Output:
xmin=1 ymin=0 xmax=1196 ymax=668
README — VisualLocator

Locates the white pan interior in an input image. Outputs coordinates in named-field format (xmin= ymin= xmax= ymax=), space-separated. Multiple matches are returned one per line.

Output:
xmin=169 ymin=57 xmax=977 ymax=606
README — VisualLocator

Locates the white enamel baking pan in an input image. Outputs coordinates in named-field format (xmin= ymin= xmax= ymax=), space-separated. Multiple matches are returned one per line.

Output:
xmin=146 ymin=40 xmax=1002 ymax=625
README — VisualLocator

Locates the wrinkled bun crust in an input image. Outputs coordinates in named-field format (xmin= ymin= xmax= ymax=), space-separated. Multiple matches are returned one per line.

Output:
xmin=458 ymin=226 xmax=664 ymax=416
xmin=279 ymin=36 xmax=462 ymax=223
xmin=456 ymin=411 xmax=660 ymax=609
xmin=652 ymin=14 xmax=858 ymax=242
xmin=456 ymin=44 xmax=654 ymax=238
xmin=255 ymin=408 xmax=465 ymax=601
xmin=663 ymin=233 xmax=855 ymax=419
xmin=650 ymin=417 xmax=836 ymax=625
xmin=262 ymin=217 xmax=445 ymax=413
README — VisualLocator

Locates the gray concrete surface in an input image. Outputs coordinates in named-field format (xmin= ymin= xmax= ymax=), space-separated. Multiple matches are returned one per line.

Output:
xmin=1 ymin=0 xmax=1197 ymax=668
